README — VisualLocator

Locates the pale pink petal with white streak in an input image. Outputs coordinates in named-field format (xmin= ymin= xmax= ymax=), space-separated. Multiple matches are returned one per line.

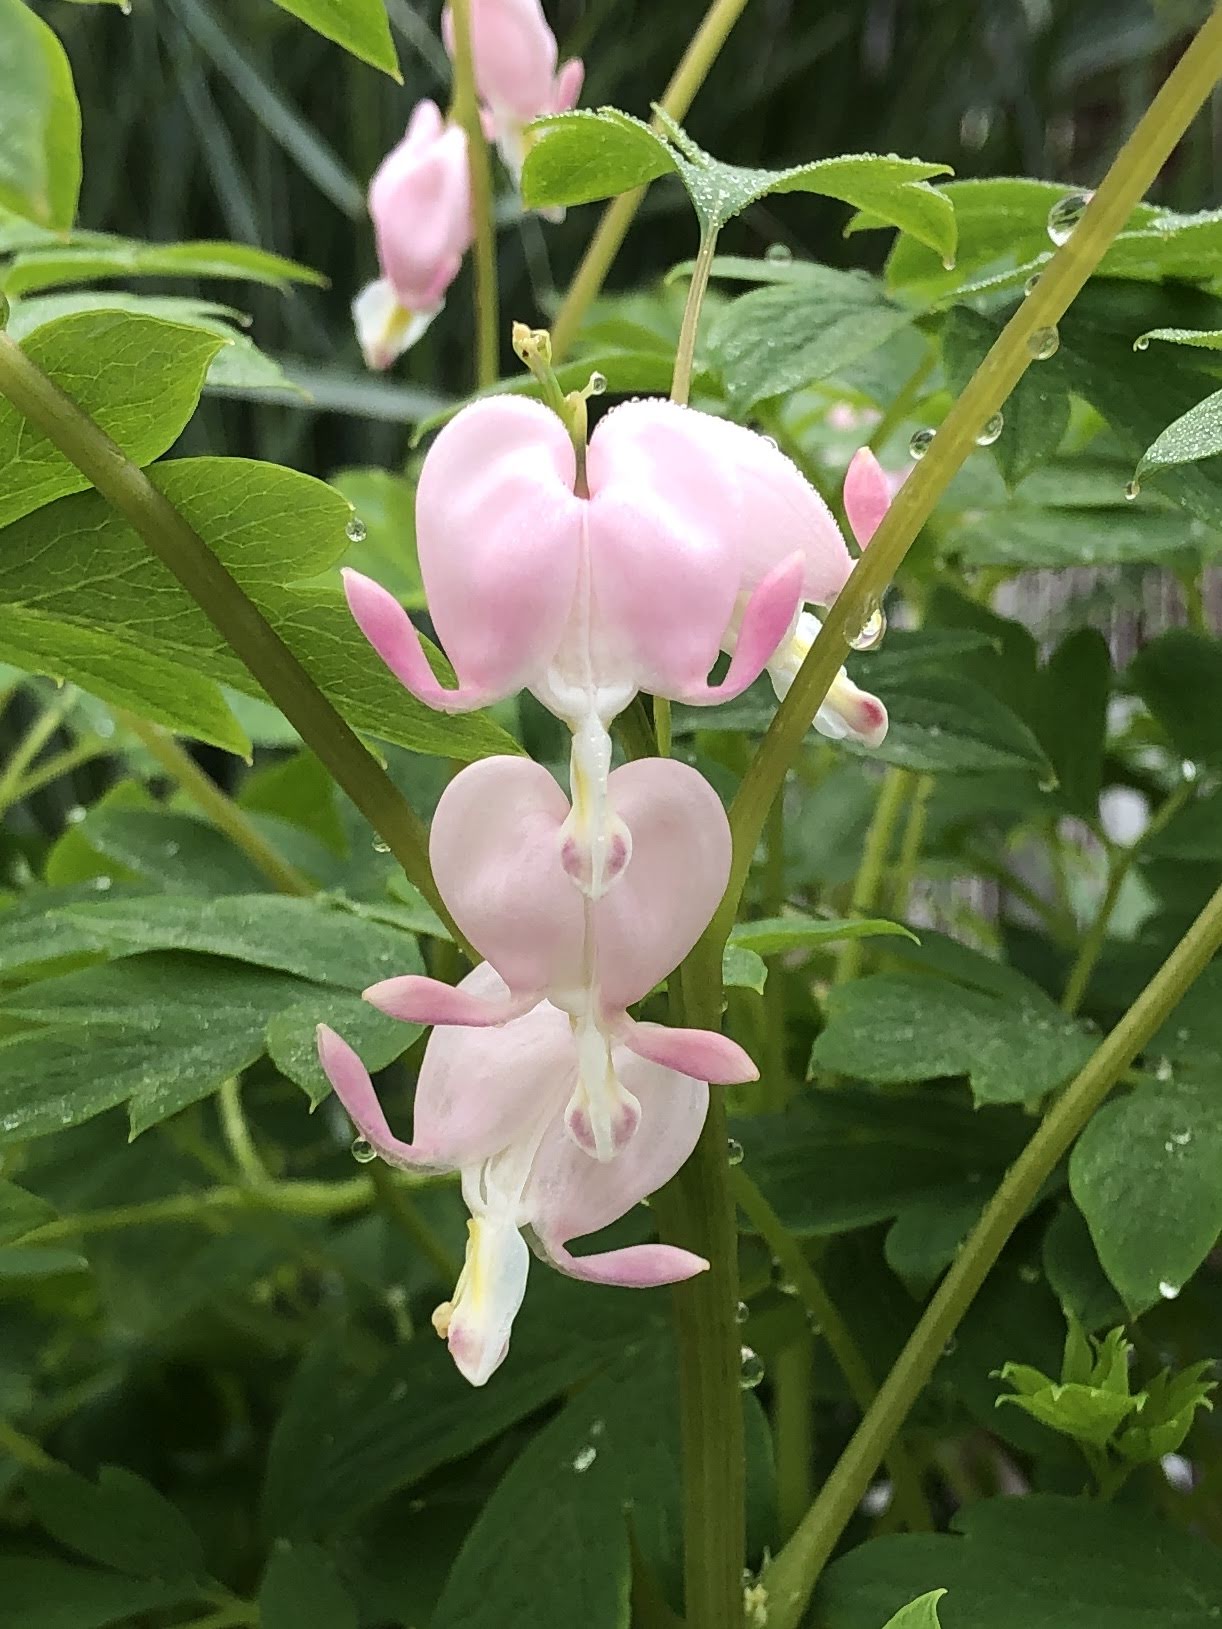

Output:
xmin=369 ymin=101 xmax=472 ymax=312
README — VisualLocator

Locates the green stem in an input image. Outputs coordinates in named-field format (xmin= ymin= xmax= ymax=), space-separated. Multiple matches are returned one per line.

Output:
xmin=549 ymin=0 xmax=752 ymax=361
xmin=0 ymin=685 xmax=77 ymax=809
xmin=671 ymin=226 xmax=719 ymax=404
xmin=0 ymin=1417 xmax=58 ymax=1472
xmin=0 ymin=737 xmax=107 ymax=812
xmin=119 ymin=710 xmax=313 ymax=897
xmin=834 ymin=768 xmax=911 ymax=985
xmin=0 ymin=333 xmax=467 ymax=953
xmin=762 ymin=871 xmax=1222 ymax=1628
xmin=218 ymin=1078 xmax=272 ymax=1187
xmin=448 ymin=0 xmax=501 ymax=389
xmin=1061 ymin=780 xmax=1194 ymax=1014
xmin=715 ymin=6 xmax=1222 ymax=955
xmin=891 ymin=772 xmax=933 ymax=917
xmin=866 ymin=350 xmax=935 ymax=455
xmin=654 ymin=696 xmax=672 ymax=757
xmin=761 ymin=793 xmax=788 ymax=1111
xmin=732 ymin=1168 xmax=933 ymax=1536
xmin=19 ymin=1177 xmax=379 ymax=1246
xmin=774 ymin=1338 xmax=815 ymax=1542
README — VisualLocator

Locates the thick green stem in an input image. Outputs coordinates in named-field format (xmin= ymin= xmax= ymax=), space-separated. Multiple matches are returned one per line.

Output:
xmin=774 ymin=1338 xmax=815 ymax=1542
xmin=732 ymin=1169 xmax=932 ymax=1535
xmin=0 ymin=737 xmax=107 ymax=812
xmin=549 ymin=0 xmax=752 ymax=360
xmin=762 ymin=872 xmax=1222 ymax=1628
xmin=0 ymin=333 xmax=468 ymax=951
xmin=671 ymin=227 xmax=719 ymax=404
xmin=448 ymin=0 xmax=501 ymax=388
xmin=119 ymin=711 xmax=313 ymax=897
xmin=834 ymin=767 xmax=911 ymax=985
xmin=715 ymin=6 xmax=1222 ymax=953
xmin=653 ymin=963 xmax=744 ymax=1629
xmin=218 ymin=1078 xmax=272 ymax=1187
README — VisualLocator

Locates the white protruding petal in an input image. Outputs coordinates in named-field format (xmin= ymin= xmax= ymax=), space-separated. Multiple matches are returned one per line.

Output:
xmin=352 ymin=278 xmax=439 ymax=370
xmin=558 ymin=711 xmax=632 ymax=897
xmin=767 ymin=610 xmax=888 ymax=748
xmin=439 ymin=1214 xmax=531 ymax=1387
xmin=563 ymin=1014 xmax=641 ymax=1162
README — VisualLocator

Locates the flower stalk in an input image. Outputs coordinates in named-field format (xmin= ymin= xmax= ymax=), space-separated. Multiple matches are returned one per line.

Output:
xmin=448 ymin=0 xmax=502 ymax=387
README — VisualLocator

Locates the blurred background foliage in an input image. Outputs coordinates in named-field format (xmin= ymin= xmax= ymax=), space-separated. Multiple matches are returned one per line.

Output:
xmin=30 ymin=0 xmax=1220 ymax=482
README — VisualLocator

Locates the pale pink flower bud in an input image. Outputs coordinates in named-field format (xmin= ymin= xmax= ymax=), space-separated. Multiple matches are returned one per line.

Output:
xmin=364 ymin=755 xmax=757 ymax=1161
xmin=352 ymin=100 xmax=472 ymax=370
xmin=443 ymin=0 xmax=584 ymax=180
xmin=317 ymin=966 xmax=710 ymax=1386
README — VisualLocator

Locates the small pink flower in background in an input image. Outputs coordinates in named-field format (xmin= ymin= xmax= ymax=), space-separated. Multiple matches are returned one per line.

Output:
xmin=444 ymin=0 xmax=583 ymax=179
xmin=352 ymin=100 xmax=472 ymax=370
xmin=362 ymin=755 xmax=756 ymax=1160
xmin=317 ymin=965 xmax=710 ymax=1386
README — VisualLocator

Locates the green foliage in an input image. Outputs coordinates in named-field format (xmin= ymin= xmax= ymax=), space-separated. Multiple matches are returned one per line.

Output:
xmin=266 ymin=0 xmax=400 ymax=79
xmin=0 ymin=0 xmax=80 ymax=230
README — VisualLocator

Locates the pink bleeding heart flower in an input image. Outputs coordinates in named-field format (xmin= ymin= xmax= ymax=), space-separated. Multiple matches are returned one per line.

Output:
xmin=343 ymin=395 xmax=808 ymax=882
xmin=363 ymin=754 xmax=756 ymax=1162
xmin=443 ymin=0 xmax=583 ymax=181
xmin=352 ymin=100 xmax=472 ymax=370
xmin=317 ymin=970 xmax=709 ymax=1386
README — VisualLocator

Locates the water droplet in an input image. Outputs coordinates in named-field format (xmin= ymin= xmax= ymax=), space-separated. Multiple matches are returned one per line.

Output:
xmin=1027 ymin=326 xmax=1060 ymax=361
xmin=66 ymin=805 xmax=86 ymax=825
xmin=572 ymin=1444 xmax=597 ymax=1472
xmin=372 ymin=837 xmax=391 ymax=854
xmin=1172 ymin=1129 xmax=1192 ymax=1146
xmin=1047 ymin=190 xmax=1092 ymax=246
xmin=587 ymin=370 xmax=607 ymax=396
xmin=351 ymin=1137 xmax=377 ymax=1164
xmin=1023 ymin=271 xmax=1041 ymax=297
xmin=765 ymin=242 xmax=794 ymax=265
xmin=726 ymin=1137 xmax=744 ymax=1167
xmin=590 ymin=1417 xmax=605 ymax=1437
xmin=1018 ymin=1264 xmax=1041 ymax=1284
xmin=345 ymin=515 xmax=367 ymax=544
xmin=1159 ymin=1280 xmax=1181 ymax=1301
xmin=1156 ymin=1056 xmax=1174 ymax=1082
xmin=908 ymin=427 xmax=935 ymax=460
xmin=850 ymin=602 xmax=886 ymax=651
xmin=735 ymin=1299 xmax=750 ymax=1324
xmin=739 ymin=1346 xmax=765 ymax=1389
xmin=942 ymin=1337 xmax=958 ymax=1358
xmin=976 ymin=412 xmax=1004 ymax=447
xmin=860 ymin=1480 xmax=894 ymax=1516
xmin=1124 ymin=479 xmax=1141 ymax=501
xmin=1133 ymin=335 xmax=1151 ymax=352
xmin=1182 ymin=759 xmax=1199 ymax=783
xmin=91 ymin=875 xmax=113 ymax=891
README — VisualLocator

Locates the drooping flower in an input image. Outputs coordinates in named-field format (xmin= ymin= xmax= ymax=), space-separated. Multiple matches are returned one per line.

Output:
xmin=363 ymin=754 xmax=756 ymax=1160
xmin=352 ymin=100 xmax=472 ymax=370
xmin=443 ymin=0 xmax=583 ymax=180
xmin=318 ymin=968 xmax=709 ymax=1386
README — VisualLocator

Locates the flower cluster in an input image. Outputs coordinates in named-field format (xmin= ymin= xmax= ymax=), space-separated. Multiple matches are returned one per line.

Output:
xmin=353 ymin=0 xmax=582 ymax=369
xmin=324 ymin=376 xmax=892 ymax=1388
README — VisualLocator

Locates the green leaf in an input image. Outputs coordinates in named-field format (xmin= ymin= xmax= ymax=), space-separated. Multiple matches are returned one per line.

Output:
xmin=2 ymin=236 xmax=325 ymax=296
xmin=0 ymin=958 xmax=310 ymax=1140
xmin=53 ymin=892 xmax=423 ymax=989
xmin=330 ymin=466 xmax=424 ymax=606
xmin=880 ymin=1591 xmax=948 ymax=1629
xmin=722 ymin=943 xmax=767 ymax=994
xmin=0 ymin=314 xmax=222 ymax=528
xmin=0 ymin=458 xmax=517 ymax=759
xmin=1115 ymin=1361 xmax=1216 ymax=1464
xmin=729 ymin=915 xmax=917 ymax=956
xmin=815 ymin=1495 xmax=1222 ymax=1629
xmin=811 ymin=975 xmax=1092 ymax=1105
xmin=1135 ymin=387 xmax=1222 ymax=482
xmin=1070 ymin=1080 xmax=1222 ymax=1312
xmin=1032 ymin=630 xmax=1111 ymax=820
xmin=25 ymin=1467 xmax=206 ymax=1582
xmin=941 ymin=306 xmax=1070 ymax=487
xmin=0 ymin=1559 xmax=191 ymax=1629
xmin=944 ymin=501 xmax=1198 ymax=570
xmin=710 ymin=266 xmax=915 ymax=411
xmin=0 ymin=0 xmax=80 ymax=229
xmin=266 ymin=988 xmax=411 ymax=1106
xmin=1042 ymin=1203 xmax=1127 ymax=1333
xmin=1135 ymin=325 xmax=1222 ymax=353
xmin=269 ymin=0 xmax=400 ymax=75
xmin=1128 ymin=630 xmax=1222 ymax=767
xmin=854 ymin=673 xmax=1052 ymax=777
xmin=523 ymin=109 xmax=953 ymax=253
xmin=994 ymin=1368 xmax=1139 ymax=1450
xmin=259 ymin=1543 xmax=358 ymax=1629
xmin=734 ymin=1091 xmax=1027 ymax=1237
xmin=8 ymin=292 xmax=307 ymax=399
